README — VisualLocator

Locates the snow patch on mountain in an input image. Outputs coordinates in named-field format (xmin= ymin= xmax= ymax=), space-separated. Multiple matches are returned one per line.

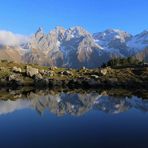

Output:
xmin=127 ymin=30 xmax=148 ymax=51
xmin=1 ymin=26 xmax=148 ymax=68
xmin=93 ymin=29 xmax=132 ymax=47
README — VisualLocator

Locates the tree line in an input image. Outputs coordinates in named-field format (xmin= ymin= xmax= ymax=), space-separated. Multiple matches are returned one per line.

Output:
xmin=101 ymin=57 xmax=144 ymax=68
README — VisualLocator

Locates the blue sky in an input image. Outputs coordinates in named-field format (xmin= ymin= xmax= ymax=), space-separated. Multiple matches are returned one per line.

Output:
xmin=0 ymin=0 xmax=148 ymax=35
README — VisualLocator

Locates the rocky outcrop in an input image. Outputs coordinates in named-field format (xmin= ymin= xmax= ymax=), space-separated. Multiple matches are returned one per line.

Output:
xmin=100 ymin=67 xmax=112 ymax=75
xmin=0 ymin=61 xmax=148 ymax=88
xmin=7 ymin=74 xmax=23 ymax=87
xmin=26 ymin=65 xmax=39 ymax=77
xmin=12 ymin=66 xmax=22 ymax=73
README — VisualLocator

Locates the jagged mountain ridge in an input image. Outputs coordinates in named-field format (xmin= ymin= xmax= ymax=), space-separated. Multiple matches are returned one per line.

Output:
xmin=0 ymin=27 xmax=148 ymax=68
xmin=133 ymin=48 xmax=148 ymax=62
xmin=24 ymin=26 xmax=107 ymax=68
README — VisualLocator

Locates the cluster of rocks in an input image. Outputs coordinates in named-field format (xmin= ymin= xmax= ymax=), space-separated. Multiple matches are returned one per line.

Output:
xmin=26 ymin=66 xmax=39 ymax=77
xmin=0 ymin=64 xmax=148 ymax=88
xmin=58 ymin=70 xmax=73 ymax=76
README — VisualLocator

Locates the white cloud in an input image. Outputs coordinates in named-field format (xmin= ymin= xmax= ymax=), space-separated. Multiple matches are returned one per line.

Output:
xmin=0 ymin=30 xmax=29 ymax=46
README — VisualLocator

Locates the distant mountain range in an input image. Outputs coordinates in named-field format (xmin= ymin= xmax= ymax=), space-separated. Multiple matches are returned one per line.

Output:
xmin=0 ymin=27 xmax=148 ymax=68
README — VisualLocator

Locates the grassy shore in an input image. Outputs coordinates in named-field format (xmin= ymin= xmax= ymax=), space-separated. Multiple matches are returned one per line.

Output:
xmin=0 ymin=60 xmax=148 ymax=89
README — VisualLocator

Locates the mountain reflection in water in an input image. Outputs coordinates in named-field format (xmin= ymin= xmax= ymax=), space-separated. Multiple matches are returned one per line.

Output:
xmin=0 ymin=88 xmax=148 ymax=116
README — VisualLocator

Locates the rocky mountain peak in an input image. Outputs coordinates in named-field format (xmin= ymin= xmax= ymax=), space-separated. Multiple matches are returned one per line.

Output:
xmin=48 ymin=26 xmax=66 ymax=42
xmin=69 ymin=26 xmax=88 ymax=34
xmin=127 ymin=30 xmax=148 ymax=51
xmin=35 ymin=27 xmax=44 ymax=37
xmin=54 ymin=26 xmax=65 ymax=32
xmin=63 ymin=26 xmax=90 ymax=41
xmin=135 ymin=30 xmax=148 ymax=39
xmin=93 ymin=28 xmax=132 ymax=43
xmin=1 ymin=26 xmax=148 ymax=68
xmin=93 ymin=29 xmax=132 ymax=57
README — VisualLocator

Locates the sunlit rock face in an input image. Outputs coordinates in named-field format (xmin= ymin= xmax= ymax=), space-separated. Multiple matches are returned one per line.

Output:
xmin=24 ymin=26 xmax=105 ymax=68
xmin=0 ymin=46 xmax=22 ymax=62
xmin=93 ymin=29 xmax=132 ymax=56
xmin=1 ymin=28 xmax=148 ymax=68
xmin=22 ymin=28 xmax=148 ymax=68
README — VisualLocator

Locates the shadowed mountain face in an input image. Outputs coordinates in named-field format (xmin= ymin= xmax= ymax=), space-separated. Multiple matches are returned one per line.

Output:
xmin=133 ymin=48 xmax=148 ymax=62
xmin=0 ymin=89 xmax=148 ymax=116
xmin=1 ymin=27 xmax=148 ymax=68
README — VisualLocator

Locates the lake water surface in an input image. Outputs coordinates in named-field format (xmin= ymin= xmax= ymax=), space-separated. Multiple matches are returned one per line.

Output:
xmin=0 ymin=89 xmax=148 ymax=148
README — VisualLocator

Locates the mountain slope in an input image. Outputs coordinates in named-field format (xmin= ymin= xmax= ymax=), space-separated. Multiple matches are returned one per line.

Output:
xmin=127 ymin=30 xmax=148 ymax=51
xmin=24 ymin=27 xmax=105 ymax=68
xmin=93 ymin=29 xmax=132 ymax=56
xmin=0 ymin=45 xmax=22 ymax=62
xmin=1 ymin=27 xmax=148 ymax=68
xmin=133 ymin=48 xmax=148 ymax=62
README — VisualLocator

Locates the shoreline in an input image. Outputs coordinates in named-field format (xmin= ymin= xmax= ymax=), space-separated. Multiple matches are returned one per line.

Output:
xmin=0 ymin=87 xmax=148 ymax=100
xmin=0 ymin=61 xmax=148 ymax=89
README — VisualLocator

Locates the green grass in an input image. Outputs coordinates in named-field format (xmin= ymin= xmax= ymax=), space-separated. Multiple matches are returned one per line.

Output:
xmin=0 ymin=60 xmax=148 ymax=88
xmin=0 ymin=69 xmax=11 ymax=79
